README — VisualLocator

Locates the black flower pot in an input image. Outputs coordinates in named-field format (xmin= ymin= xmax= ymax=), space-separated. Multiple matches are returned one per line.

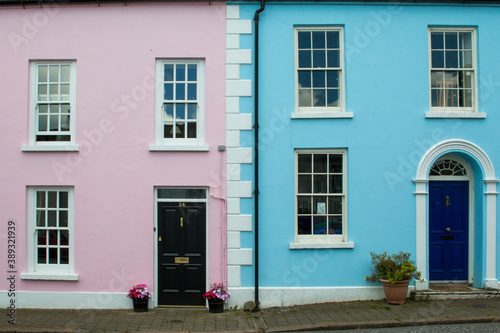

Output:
xmin=208 ymin=299 xmax=224 ymax=313
xmin=132 ymin=298 xmax=148 ymax=312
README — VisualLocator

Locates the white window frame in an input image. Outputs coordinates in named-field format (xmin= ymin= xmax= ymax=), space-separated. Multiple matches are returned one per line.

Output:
xmin=150 ymin=59 xmax=208 ymax=151
xmin=293 ymin=26 xmax=350 ymax=119
xmin=23 ymin=61 xmax=78 ymax=151
xmin=291 ymin=149 xmax=353 ymax=249
xmin=21 ymin=187 xmax=78 ymax=281
xmin=427 ymin=27 xmax=483 ymax=118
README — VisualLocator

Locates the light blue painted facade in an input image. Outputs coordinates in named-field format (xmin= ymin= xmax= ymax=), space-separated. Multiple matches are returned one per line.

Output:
xmin=232 ymin=1 xmax=500 ymax=307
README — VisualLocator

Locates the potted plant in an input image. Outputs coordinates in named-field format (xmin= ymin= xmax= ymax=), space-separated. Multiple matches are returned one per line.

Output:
xmin=203 ymin=283 xmax=230 ymax=313
xmin=366 ymin=251 xmax=421 ymax=305
xmin=127 ymin=284 xmax=152 ymax=312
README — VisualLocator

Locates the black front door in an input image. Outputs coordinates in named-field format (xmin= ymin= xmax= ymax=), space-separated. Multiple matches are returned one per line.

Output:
xmin=158 ymin=202 xmax=206 ymax=306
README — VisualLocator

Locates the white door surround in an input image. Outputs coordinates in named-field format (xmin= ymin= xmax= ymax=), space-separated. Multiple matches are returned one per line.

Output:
xmin=414 ymin=139 xmax=499 ymax=290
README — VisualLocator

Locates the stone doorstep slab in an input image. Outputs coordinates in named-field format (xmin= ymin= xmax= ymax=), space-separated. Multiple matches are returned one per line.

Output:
xmin=411 ymin=289 xmax=500 ymax=300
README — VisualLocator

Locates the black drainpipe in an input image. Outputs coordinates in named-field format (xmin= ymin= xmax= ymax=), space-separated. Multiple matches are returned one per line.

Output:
xmin=253 ymin=0 xmax=265 ymax=310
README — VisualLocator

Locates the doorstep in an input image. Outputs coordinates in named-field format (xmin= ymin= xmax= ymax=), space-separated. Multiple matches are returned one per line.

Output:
xmin=411 ymin=283 xmax=500 ymax=300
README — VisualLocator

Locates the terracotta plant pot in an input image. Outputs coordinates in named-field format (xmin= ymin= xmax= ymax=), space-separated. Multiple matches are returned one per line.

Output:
xmin=380 ymin=279 xmax=410 ymax=305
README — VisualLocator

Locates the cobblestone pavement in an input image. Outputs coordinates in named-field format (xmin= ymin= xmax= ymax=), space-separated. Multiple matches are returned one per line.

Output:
xmin=1 ymin=298 xmax=500 ymax=332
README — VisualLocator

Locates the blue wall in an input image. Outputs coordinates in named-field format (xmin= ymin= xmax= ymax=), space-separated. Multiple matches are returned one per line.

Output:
xmin=238 ymin=2 xmax=500 ymax=288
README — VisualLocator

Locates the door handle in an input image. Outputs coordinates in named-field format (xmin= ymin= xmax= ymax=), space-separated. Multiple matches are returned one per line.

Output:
xmin=445 ymin=228 xmax=451 ymax=232
xmin=445 ymin=196 xmax=451 ymax=207
xmin=158 ymin=236 xmax=162 ymax=241
xmin=180 ymin=217 xmax=183 ymax=228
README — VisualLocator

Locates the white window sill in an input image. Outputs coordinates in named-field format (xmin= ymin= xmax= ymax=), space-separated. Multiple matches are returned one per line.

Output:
xmin=289 ymin=242 xmax=354 ymax=249
xmin=21 ymin=145 xmax=79 ymax=152
xmin=425 ymin=112 xmax=486 ymax=119
xmin=291 ymin=112 xmax=353 ymax=119
xmin=149 ymin=145 xmax=209 ymax=152
xmin=20 ymin=273 xmax=79 ymax=281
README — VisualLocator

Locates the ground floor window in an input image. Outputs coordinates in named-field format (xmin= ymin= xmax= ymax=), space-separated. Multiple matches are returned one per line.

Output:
xmin=295 ymin=149 xmax=347 ymax=243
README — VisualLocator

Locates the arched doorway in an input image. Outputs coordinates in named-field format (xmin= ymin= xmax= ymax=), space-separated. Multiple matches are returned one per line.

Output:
xmin=414 ymin=139 xmax=499 ymax=290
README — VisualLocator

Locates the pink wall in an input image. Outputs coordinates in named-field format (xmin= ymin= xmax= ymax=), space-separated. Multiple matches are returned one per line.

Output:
xmin=0 ymin=2 xmax=227 ymax=294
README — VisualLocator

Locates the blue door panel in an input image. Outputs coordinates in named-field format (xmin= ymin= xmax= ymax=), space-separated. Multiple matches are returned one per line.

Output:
xmin=429 ymin=181 xmax=468 ymax=281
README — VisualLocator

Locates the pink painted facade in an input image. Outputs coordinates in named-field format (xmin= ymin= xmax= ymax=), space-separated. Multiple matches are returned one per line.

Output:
xmin=0 ymin=2 xmax=227 ymax=309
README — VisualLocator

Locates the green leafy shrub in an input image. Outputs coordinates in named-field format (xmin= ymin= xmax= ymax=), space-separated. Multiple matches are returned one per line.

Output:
xmin=366 ymin=251 xmax=421 ymax=284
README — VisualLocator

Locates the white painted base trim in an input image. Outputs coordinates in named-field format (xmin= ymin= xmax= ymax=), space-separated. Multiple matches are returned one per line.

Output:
xmin=484 ymin=278 xmax=499 ymax=289
xmin=0 ymin=291 xmax=151 ymax=309
xmin=228 ymin=286 xmax=415 ymax=308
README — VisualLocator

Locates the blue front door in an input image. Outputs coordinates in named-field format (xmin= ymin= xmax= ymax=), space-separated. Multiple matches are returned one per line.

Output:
xmin=429 ymin=181 xmax=469 ymax=281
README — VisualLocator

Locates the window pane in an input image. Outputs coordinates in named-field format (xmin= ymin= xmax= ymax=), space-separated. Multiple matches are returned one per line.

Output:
xmin=164 ymin=64 xmax=174 ymax=81
xmin=327 ymin=50 xmax=340 ymax=68
xmin=327 ymin=31 xmax=339 ymax=48
xmin=176 ymin=64 xmax=185 ymax=81
xmin=59 ymin=211 xmax=68 ymax=227
xmin=50 ymin=115 xmax=59 ymax=131
xmin=298 ymin=216 xmax=312 ymax=235
xmin=297 ymin=196 xmax=311 ymax=214
xmin=329 ymin=175 xmax=343 ymax=193
xmin=314 ymin=154 xmax=327 ymax=172
xmin=38 ymin=115 xmax=48 ymax=131
xmin=36 ymin=210 xmax=46 ymax=227
xmin=431 ymin=32 xmax=444 ymax=49
xmin=59 ymin=192 xmax=68 ymax=209
xmin=157 ymin=189 xmax=206 ymax=199
xmin=187 ymin=122 xmax=197 ymax=138
xmin=49 ymin=229 xmax=58 ymax=245
xmin=38 ymin=65 xmax=48 ymax=82
xmin=328 ymin=196 xmax=342 ymax=214
xmin=444 ymin=71 xmax=458 ymax=88
xmin=187 ymin=104 xmax=197 ymax=119
xmin=313 ymin=89 xmax=326 ymax=107
xmin=329 ymin=216 xmax=343 ymax=235
xmin=313 ymin=216 xmax=327 ymax=234
xmin=49 ymin=248 xmax=58 ymax=264
xmin=60 ymin=248 xmax=69 ymax=264
xmin=327 ymin=89 xmax=339 ymax=107
xmin=298 ymin=71 xmax=311 ymax=88
xmin=432 ymin=51 xmax=444 ymax=68
xmin=187 ymin=83 xmax=197 ymax=100
xmin=60 ymin=115 xmax=70 ymax=132
xmin=459 ymin=71 xmax=472 ymax=88
xmin=298 ymin=50 xmax=311 ymax=68
xmin=37 ymin=230 xmax=47 ymax=245
xmin=38 ymin=84 xmax=47 ymax=101
xmin=313 ymin=50 xmax=326 ymax=68
xmin=327 ymin=71 xmax=339 ymax=88
xmin=37 ymin=248 xmax=47 ymax=264
xmin=175 ymin=83 xmax=185 ymax=100
xmin=431 ymin=89 xmax=441 ymax=107
xmin=48 ymin=211 xmax=57 ymax=227
xmin=60 ymin=84 xmax=70 ymax=100
xmin=175 ymin=122 xmax=185 ymax=138
xmin=460 ymin=32 xmax=472 ymax=50
xmin=312 ymin=31 xmax=325 ymax=48
xmin=164 ymin=104 xmax=174 ymax=119
xmin=37 ymin=191 xmax=46 ymax=207
xmin=431 ymin=71 xmax=443 ymax=88
xmin=312 ymin=71 xmax=325 ymax=88
xmin=445 ymin=50 xmax=458 ymax=68
xmin=313 ymin=175 xmax=327 ymax=193
xmin=187 ymin=64 xmax=197 ymax=81
xmin=60 ymin=230 xmax=69 ymax=246
xmin=60 ymin=65 xmax=70 ymax=82
xmin=445 ymin=32 xmax=458 ymax=49
xmin=164 ymin=124 xmax=173 ymax=138
xmin=298 ymin=175 xmax=312 ymax=193
xmin=49 ymin=65 xmax=59 ymax=82
xmin=298 ymin=154 xmax=312 ymax=173
xmin=313 ymin=196 xmax=327 ymax=214
xmin=462 ymin=51 xmax=472 ymax=68
xmin=61 ymin=104 xmax=70 ymax=113
xmin=175 ymin=104 xmax=185 ymax=119
xmin=464 ymin=89 xmax=472 ymax=107
xmin=329 ymin=154 xmax=342 ymax=173
xmin=298 ymin=31 xmax=311 ymax=49
xmin=49 ymin=84 xmax=59 ymax=101
xmin=48 ymin=191 xmax=57 ymax=208
xmin=164 ymin=84 xmax=173 ymax=100
xmin=298 ymin=89 xmax=312 ymax=107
